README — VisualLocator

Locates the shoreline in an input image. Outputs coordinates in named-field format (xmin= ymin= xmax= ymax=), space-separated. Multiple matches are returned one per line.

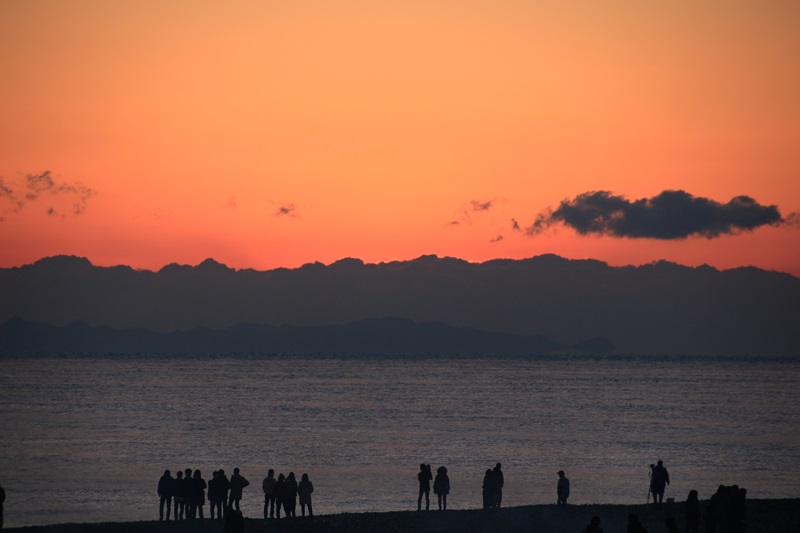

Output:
xmin=6 ymin=499 xmax=800 ymax=532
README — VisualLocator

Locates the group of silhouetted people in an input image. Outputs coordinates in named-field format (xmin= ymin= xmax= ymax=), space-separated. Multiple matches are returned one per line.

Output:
xmin=261 ymin=469 xmax=315 ymax=519
xmin=157 ymin=467 xmax=249 ymax=522
xmin=416 ymin=464 xmax=451 ymax=511
xmin=481 ymin=463 xmax=505 ymax=509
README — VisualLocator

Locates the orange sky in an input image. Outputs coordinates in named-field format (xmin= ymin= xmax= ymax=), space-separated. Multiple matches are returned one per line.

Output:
xmin=2 ymin=1 xmax=799 ymax=275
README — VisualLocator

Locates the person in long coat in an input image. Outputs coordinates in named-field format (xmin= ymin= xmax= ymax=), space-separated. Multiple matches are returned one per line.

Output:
xmin=298 ymin=473 xmax=314 ymax=517
xmin=433 ymin=466 xmax=450 ymax=510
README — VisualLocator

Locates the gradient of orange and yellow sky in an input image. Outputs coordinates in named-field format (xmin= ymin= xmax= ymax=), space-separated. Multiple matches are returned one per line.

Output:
xmin=1 ymin=1 xmax=799 ymax=274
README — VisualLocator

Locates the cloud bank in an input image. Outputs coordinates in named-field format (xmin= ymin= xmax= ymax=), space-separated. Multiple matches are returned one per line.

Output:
xmin=0 ymin=171 xmax=96 ymax=221
xmin=526 ymin=190 xmax=784 ymax=239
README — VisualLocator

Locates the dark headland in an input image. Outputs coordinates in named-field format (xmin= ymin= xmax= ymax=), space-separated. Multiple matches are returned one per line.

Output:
xmin=6 ymin=500 xmax=800 ymax=532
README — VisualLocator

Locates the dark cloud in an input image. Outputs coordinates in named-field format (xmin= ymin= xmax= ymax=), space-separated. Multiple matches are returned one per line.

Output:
xmin=471 ymin=200 xmax=493 ymax=212
xmin=490 ymin=235 xmax=504 ymax=243
xmin=525 ymin=190 xmax=784 ymax=239
xmin=511 ymin=218 xmax=521 ymax=232
xmin=0 ymin=171 xmax=96 ymax=221
xmin=276 ymin=203 xmax=297 ymax=216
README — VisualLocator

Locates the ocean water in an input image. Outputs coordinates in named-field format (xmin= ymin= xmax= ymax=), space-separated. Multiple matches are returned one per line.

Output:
xmin=0 ymin=354 xmax=798 ymax=527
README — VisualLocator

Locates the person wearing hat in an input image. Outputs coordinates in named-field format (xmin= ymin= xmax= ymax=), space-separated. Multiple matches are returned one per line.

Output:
xmin=557 ymin=470 xmax=570 ymax=505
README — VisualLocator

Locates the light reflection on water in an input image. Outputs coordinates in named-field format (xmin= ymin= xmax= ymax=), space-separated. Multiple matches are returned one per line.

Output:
xmin=0 ymin=354 xmax=799 ymax=527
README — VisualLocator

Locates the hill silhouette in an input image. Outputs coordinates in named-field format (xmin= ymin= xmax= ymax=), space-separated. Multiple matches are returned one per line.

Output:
xmin=1 ymin=254 xmax=798 ymax=355
xmin=0 ymin=316 xmax=574 ymax=355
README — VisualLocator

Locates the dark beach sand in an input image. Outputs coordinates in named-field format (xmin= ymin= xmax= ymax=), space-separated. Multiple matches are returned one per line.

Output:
xmin=7 ymin=499 xmax=799 ymax=532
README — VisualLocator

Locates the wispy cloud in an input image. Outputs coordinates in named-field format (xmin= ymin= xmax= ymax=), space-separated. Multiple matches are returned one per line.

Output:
xmin=490 ymin=235 xmax=504 ymax=243
xmin=0 ymin=171 xmax=97 ymax=221
xmin=524 ymin=190 xmax=785 ymax=239
xmin=276 ymin=203 xmax=297 ymax=216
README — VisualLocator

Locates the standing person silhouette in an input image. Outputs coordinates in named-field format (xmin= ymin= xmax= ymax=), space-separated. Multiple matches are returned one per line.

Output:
xmin=417 ymin=463 xmax=432 ymax=511
xmin=685 ymin=489 xmax=700 ymax=533
xmin=228 ymin=467 xmax=249 ymax=512
xmin=298 ymin=473 xmax=314 ymax=517
xmin=262 ymin=469 xmax=277 ymax=519
xmin=208 ymin=471 xmax=225 ymax=520
xmin=158 ymin=469 xmax=174 ymax=521
xmin=0 ymin=480 xmax=6 ymax=530
xmin=556 ymin=470 xmax=570 ymax=505
xmin=433 ymin=466 xmax=450 ymax=510
xmin=482 ymin=469 xmax=495 ymax=509
xmin=274 ymin=473 xmax=287 ymax=519
xmin=193 ymin=469 xmax=207 ymax=520
xmin=492 ymin=463 xmax=504 ymax=508
xmin=184 ymin=468 xmax=195 ymax=518
xmin=173 ymin=470 xmax=185 ymax=520
xmin=650 ymin=461 xmax=670 ymax=504
xmin=284 ymin=472 xmax=298 ymax=517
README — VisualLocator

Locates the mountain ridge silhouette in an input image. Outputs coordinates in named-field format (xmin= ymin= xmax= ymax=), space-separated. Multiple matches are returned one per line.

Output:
xmin=1 ymin=254 xmax=798 ymax=355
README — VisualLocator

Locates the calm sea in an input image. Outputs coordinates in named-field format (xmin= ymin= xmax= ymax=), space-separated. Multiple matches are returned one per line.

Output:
xmin=0 ymin=354 xmax=798 ymax=527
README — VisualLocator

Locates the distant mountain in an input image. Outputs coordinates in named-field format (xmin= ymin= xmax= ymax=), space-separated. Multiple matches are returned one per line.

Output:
xmin=1 ymin=254 xmax=798 ymax=355
xmin=0 ymin=316 xmax=576 ymax=355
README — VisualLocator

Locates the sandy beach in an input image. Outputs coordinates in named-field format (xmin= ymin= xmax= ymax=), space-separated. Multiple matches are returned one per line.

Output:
xmin=6 ymin=499 xmax=799 ymax=533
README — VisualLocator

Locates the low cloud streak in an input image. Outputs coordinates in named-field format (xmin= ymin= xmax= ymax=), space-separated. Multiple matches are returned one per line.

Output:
xmin=0 ymin=171 xmax=97 ymax=221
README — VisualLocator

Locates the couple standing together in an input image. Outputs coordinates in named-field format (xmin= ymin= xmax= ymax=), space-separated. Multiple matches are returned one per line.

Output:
xmin=417 ymin=464 xmax=451 ymax=511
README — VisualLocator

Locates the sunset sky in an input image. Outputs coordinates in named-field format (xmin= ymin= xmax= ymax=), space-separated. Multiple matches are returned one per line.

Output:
xmin=2 ymin=1 xmax=799 ymax=275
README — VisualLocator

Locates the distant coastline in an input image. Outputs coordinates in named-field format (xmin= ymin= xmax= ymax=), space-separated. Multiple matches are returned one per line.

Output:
xmin=5 ymin=499 xmax=799 ymax=532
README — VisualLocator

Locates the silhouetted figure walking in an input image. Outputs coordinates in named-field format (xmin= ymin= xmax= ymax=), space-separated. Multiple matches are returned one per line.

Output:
xmin=417 ymin=463 xmax=432 ymax=511
xmin=482 ymin=469 xmax=495 ymax=509
xmin=557 ymin=470 xmax=570 ymax=505
xmin=665 ymin=516 xmax=680 ymax=533
xmin=275 ymin=473 xmax=287 ymax=519
xmin=685 ymin=490 xmax=700 ymax=533
xmin=262 ymin=469 xmax=277 ymax=519
xmin=627 ymin=513 xmax=648 ymax=533
xmin=433 ymin=466 xmax=450 ymax=510
xmin=193 ymin=469 xmax=207 ymax=520
xmin=158 ymin=469 xmax=174 ymax=521
xmin=650 ymin=461 xmax=670 ymax=504
xmin=298 ymin=473 xmax=314 ymax=517
xmin=229 ymin=467 xmax=249 ymax=512
xmin=284 ymin=472 xmax=298 ymax=517
xmin=583 ymin=515 xmax=604 ymax=533
xmin=223 ymin=504 xmax=244 ymax=533
xmin=492 ymin=463 xmax=504 ymax=508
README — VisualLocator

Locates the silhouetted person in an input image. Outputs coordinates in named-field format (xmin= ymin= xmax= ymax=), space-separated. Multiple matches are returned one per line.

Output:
xmin=492 ymin=463 xmax=504 ymax=508
xmin=433 ymin=466 xmax=450 ymax=510
xmin=665 ymin=516 xmax=680 ymax=533
xmin=262 ymin=469 xmax=277 ymax=519
xmin=208 ymin=471 xmax=222 ymax=520
xmin=223 ymin=504 xmax=245 ymax=533
xmin=557 ymin=470 xmax=570 ymax=505
xmin=731 ymin=486 xmax=747 ymax=532
xmin=710 ymin=484 xmax=731 ymax=532
xmin=229 ymin=467 xmax=249 ymax=512
xmin=298 ymin=473 xmax=314 ymax=517
xmin=482 ymin=469 xmax=495 ymax=509
xmin=0 ymin=481 xmax=6 ymax=530
xmin=284 ymin=472 xmax=298 ymax=517
xmin=184 ymin=468 xmax=195 ymax=518
xmin=583 ymin=515 xmax=604 ymax=533
xmin=275 ymin=473 xmax=287 ymax=519
xmin=174 ymin=470 xmax=185 ymax=519
xmin=627 ymin=513 xmax=648 ymax=533
xmin=685 ymin=490 xmax=700 ymax=533
xmin=650 ymin=461 xmax=670 ymax=504
xmin=158 ymin=469 xmax=174 ymax=521
xmin=217 ymin=469 xmax=230 ymax=514
xmin=417 ymin=463 xmax=432 ymax=511
xmin=193 ymin=469 xmax=207 ymax=520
